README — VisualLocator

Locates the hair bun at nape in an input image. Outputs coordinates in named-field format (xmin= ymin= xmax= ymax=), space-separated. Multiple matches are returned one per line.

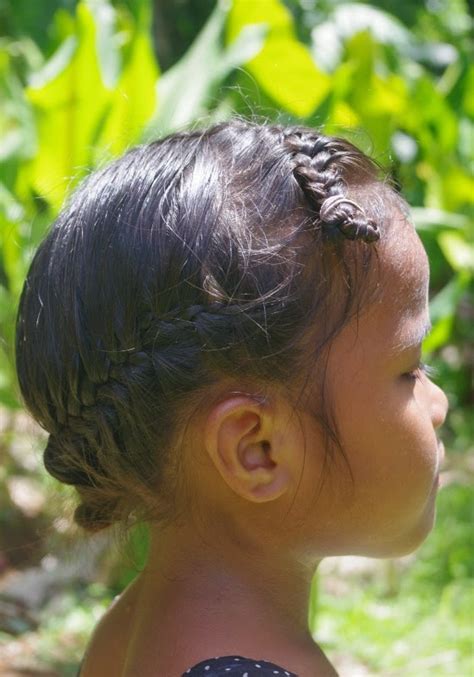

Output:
xmin=43 ymin=433 xmax=92 ymax=486
xmin=73 ymin=498 xmax=118 ymax=533
xmin=43 ymin=426 xmax=106 ymax=479
xmin=44 ymin=433 xmax=124 ymax=532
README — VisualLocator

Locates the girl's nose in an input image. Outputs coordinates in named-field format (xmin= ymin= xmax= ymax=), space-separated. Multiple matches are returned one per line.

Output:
xmin=430 ymin=381 xmax=449 ymax=430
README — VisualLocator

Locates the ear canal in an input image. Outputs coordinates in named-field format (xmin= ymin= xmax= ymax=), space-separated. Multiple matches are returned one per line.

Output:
xmin=241 ymin=441 xmax=276 ymax=471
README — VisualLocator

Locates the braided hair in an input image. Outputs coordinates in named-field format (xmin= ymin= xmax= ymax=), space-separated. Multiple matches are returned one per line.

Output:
xmin=15 ymin=120 xmax=404 ymax=532
xmin=283 ymin=130 xmax=380 ymax=242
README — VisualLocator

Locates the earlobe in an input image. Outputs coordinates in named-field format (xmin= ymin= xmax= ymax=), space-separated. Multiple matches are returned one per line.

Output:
xmin=204 ymin=394 xmax=292 ymax=503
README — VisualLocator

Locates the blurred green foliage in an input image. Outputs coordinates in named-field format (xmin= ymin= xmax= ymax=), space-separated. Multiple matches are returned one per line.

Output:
xmin=315 ymin=483 xmax=474 ymax=674
xmin=0 ymin=0 xmax=473 ymax=673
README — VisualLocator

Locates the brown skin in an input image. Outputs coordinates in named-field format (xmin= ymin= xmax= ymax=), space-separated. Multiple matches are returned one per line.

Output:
xmin=81 ymin=218 xmax=448 ymax=676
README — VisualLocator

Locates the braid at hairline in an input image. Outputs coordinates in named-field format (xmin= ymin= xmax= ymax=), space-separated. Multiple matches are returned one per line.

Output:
xmin=283 ymin=129 xmax=380 ymax=243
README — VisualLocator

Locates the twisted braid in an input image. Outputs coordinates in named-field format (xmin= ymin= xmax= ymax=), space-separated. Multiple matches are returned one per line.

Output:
xmin=283 ymin=130 xmax=380 ymax=243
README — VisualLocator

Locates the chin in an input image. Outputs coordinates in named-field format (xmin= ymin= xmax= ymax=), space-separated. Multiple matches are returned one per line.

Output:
xmin=375 ymin=502 xmax=438 ymax=559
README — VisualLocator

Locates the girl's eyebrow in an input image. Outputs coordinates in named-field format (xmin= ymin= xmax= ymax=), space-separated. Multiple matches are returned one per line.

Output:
xmin=413 ymin=320 xmax=433 ymax=347
xmin=394 ymin=320 xmax=432 ymax=353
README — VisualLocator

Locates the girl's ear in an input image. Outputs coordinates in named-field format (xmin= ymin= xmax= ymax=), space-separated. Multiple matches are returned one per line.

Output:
xmin=203 ymin=394 xmax=296 ymax=503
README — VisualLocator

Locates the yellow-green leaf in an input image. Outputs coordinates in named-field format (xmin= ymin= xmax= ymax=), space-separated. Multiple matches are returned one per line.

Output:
xmin=250 ymin=36 xmax=330 ymax=117
xmin=438 ymin=232 xmax=474 ymax=273
xmin=100 ymin=30 xmax=159 ymax=157
xmin=227 ymin=0 xmax=292 ymax=43
xmin=227 ymin=0 xmax=330 ymax=117
xmin=25 ymin=4 xmax=112 ymax=209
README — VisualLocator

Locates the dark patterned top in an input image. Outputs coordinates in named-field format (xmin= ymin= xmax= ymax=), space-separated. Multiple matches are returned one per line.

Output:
xmin=182 ymin=655 xmax=299 ymax=676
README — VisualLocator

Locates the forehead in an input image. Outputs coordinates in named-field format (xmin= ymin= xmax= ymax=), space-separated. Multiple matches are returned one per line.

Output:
xmin=347 ymin=188 xmax=430 ymax=323
xmin=379 ymin=216 xmax=429 ymax=304
xmin=308 ymin=214 xmax=430 ymax=396
xmin=335 ymin=214 xmax=430 ymax=362
xmin=370 ymin=214 xmax=430 ymax=351
xmin=381 ymin=215 xmax=429 ymax=313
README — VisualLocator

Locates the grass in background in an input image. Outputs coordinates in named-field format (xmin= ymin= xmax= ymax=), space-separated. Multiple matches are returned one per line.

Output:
xmin=316 ymin=482 xmax=474 ymax=676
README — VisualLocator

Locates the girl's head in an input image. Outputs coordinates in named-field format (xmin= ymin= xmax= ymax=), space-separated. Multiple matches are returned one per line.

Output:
xmin=15 ymin=121 xmax=447 ymax=560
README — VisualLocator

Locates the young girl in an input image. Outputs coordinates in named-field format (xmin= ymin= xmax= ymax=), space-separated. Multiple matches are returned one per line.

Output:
xmin=15 ymin=121 xmax=448 ymax=676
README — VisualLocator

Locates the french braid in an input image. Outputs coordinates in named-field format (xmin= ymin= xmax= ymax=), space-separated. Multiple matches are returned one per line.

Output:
xmin=41 ymin=302 xmax=279 ymax=529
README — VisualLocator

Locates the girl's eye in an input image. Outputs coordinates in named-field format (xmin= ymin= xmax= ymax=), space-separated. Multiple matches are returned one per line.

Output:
xmin=403 ymin=361 xmax=437 ymax=382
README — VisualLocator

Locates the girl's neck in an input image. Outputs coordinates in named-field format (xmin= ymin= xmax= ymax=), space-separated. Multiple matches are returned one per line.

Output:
xmin=81 ymin=520 xmax=337 ymax=676
xmin=122 ymin=521 xmax=335 ymax=675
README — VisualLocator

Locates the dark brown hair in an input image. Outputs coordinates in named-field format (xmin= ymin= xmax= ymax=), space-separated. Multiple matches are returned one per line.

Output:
xmin=15 ymin=120 xmax=403 ymax=533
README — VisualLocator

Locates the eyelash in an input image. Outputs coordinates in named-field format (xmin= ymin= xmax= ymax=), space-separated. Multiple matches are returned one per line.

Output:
xmin=404 ymin=361 xmax=438 ymax=382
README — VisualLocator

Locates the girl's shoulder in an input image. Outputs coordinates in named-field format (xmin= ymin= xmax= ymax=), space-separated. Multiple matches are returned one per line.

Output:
xmin=78 ymin=579 xmax=140 ymax=676
xmin=183 ymin=655 xmax=298 ymax=676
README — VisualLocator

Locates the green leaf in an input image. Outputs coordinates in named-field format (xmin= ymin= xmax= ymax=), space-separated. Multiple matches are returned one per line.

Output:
xmin=411 ymin=208 xmax=470 ymax=231
xmin=0 ymin=232 xmax=18 ymax=294
xmin=147 ymin=2 xmax=228 ymax=136
xmin=311 ymin=2 xmax=411 ymax=72
xmin=27 ymin=36 xmax=77 ymax=90
xmin=424 ymin=273 xmax=470 ymax=353
xmin=227 ymin=0 xmax=292 ymax=42
xmin=0 ymin=55 xmax=37 ymax=166
xmin=87 ymin=0 xmax=121 ymax=88
xmin=100 ymin=27 xmax=159 ymax=156
xmin=216 ymin=22 xmax=267 ymax=80
xmin=429 ymin=274 xmax=470 ymax=324
xmin=440 ymin=164 xmax=474 ymax=212
xmin=25 ymin=3 xmax=113 ymax=210
xmin=438 ymin=232 xmax=474 ymax=273
xmin=403 ymin=75 xmax=458 ymax=158
xmin=250 ymin=36 xmax=331 ymax=117
xmin=146 ymin=1 xmax=264 ymax=137
xmin=227 ymin=0 xmax=330 ymax=118
xmin=461 ymin=64 xmax=474 ymax=117
xmin=423 ymin=315 xmax=454 ymax=354
xmin=0 ymin=382 xmax=20 ymax=410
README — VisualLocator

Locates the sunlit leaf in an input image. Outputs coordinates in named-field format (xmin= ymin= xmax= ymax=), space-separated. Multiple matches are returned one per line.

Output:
xmin=438 ymin=232 xmax=474 ymax=273
xmin=100 ymin=27 xmax=159 ymax=155
xmin=403 ymin=76 xmax=458 ymax=157
xmin=227 ymin=0 xmax=292 ymax=42
xmin=411 ymin=207 xmax=469 ymax=231
xmin=311 ymin=2 xmax=411 ymax=72
xmin=147 ymin=1 xmax=264 ymax=137
xmin=330 ymin=101 xmax=360 ymax=127
xmin=228 ymin=0 xmax=330 ymax=117
xmin=0 ymin=185 xmax=32 ymax=298
xmin=148 ymin=2 xmax=228 ymax=136
xmin=441 ymin=165 xmax=474 ymax=212
xmin=462 ymin=65 xmax=474 ymax=117
xmin=87 ymin=0 xmax=121 ymax=88
xmin=25 ymin=4 xmax=112 ymax=210
xmin=424 ymin=272 xmax=471 ymax=353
